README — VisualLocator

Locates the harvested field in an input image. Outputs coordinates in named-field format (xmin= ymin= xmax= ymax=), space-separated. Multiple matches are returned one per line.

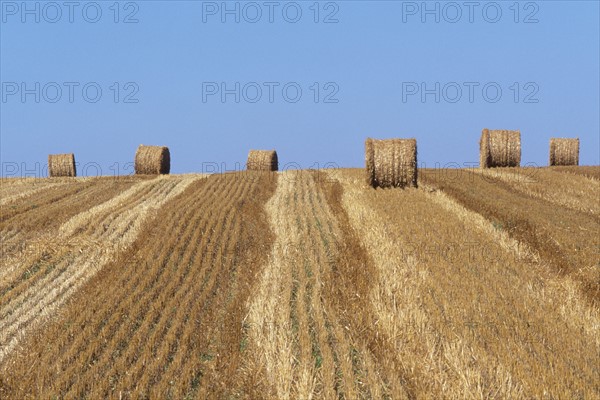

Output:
xmin=241 ymin=170 xmax=394 ymax=398
xmin=0 ymin=175 xmax=201 ymax=363
xmin=470 ymin=167 xmax=600 ymax=215
xmin=0 ymin=167 xmax=598 ymax=399
xmin=0 ymin=179 xmax=68 ymax=207
xmin=0 ymin=172 xmax=273 ymax=398
xmin=421 ymin=168 xmax=600 ymax=305
xmin=551 ymin=165 xmax=600 ymax=180
xmin=331 ymin=169 xmax=599 ymax=398
xmin=0 ymin=177 xmax=150 ymax=258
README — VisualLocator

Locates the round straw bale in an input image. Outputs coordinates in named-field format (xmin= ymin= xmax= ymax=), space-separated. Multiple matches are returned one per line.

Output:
xmin=479 ymin=129 xmax=521 ymax=168
xmin=365 ymin=138 xmax=375 ymax=186
xmin=134 ymin=145 xmax=170 ymax=175
xmin=365 ymin=138 xmax=417 ymax=188
xmin=549 ymin=138 xmax=579 ymax=166
xmin=48 ymin=153 xmax=76 ymax=177
xmin=247 ymin=150 xmax=278 ymax=171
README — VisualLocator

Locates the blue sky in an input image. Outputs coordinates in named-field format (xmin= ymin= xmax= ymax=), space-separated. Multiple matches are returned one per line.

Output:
xmin=1 ymin=0 xmax=599 ymax=176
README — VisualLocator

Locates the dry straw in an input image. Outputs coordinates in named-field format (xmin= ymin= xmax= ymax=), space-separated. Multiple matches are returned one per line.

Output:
xmin=247 ymin=150 xmax=278 ymax=171
xmin=365 ymin=138 xmax=417 ymax=188
xmin=134 ymin=145 xmax=170 ymax=175
xmin=479 ymin=129 xmax=521 ymax=168
xmin=549 ymin=138 xmax=579 ymax=166
xmin=48 ymin=153 xmax=76 ymax=177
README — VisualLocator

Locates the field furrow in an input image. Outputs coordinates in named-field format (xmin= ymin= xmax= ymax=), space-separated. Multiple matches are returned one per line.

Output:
xmin=421 ymin=168 xmax=600 ymax=304
xmin=550 ymin=165 xmax=600 ymax=180
xmin=0 ymin=177 xmax=188 ymax=309
xmin=469 ymin=167 xmax=600 ymax=215
xmin=0 ymin=177 xmax=162 ymax=293
xmin=0 ymin=176 xmax=199 ymax=363
xmin=79 ymin=181 xmax=241 ymax=398
xmin=0 ymin=177 xmax=146 ymax=259
xmin=331 ymin=169 xmax=599 ymax=399
xmin=0 ymin=177 xmax=100 ymax=202
xmin=244 ymin=171 xmax=388 ymax=399
xmin=0 ymin=180 xmax=65 ymax=207
xmin=0 ymin=172 xmax=276 ymax=399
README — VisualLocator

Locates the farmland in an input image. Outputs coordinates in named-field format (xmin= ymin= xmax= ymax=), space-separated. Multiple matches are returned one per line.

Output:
xmin=0 ymin=167 xmax=598 ymax=399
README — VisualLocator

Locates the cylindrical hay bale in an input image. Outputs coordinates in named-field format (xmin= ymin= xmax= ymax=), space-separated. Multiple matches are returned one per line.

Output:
xmin=134 ymin=145 xmax=170 ymax=175
xmin=365 ymin=138 xmax=375 ymax=187
xmin=365 ymin=138 xmax=417 ymax=188
xmin=549 ymin=138 xmax=579 ymax=166
xmin=479 ymin=129 xmax=521 ymax=168
xmin=48 ymin=153 xmax=76 ymax=177
xmin=247 ymin=150 xmax=278 ymax=171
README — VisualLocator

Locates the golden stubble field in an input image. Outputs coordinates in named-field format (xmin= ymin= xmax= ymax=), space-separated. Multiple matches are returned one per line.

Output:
xmin=0 ymin=166 xmax=598 ymax=399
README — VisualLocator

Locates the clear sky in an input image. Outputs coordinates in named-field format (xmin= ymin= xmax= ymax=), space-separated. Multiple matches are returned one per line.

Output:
xmin=1 ymin=0 xmax=599 ymax=176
